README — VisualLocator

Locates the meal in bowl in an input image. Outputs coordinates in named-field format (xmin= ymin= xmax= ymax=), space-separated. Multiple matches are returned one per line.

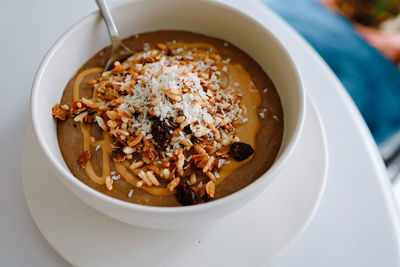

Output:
xmin=52 ymin=30 xmax=283 ymax=206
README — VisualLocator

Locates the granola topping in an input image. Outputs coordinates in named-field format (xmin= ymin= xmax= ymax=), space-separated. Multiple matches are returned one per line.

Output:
xmin=52 ymin=104 xmax=68 ymax=121
xmin=53 ymin=41 xmax=262 ymax=202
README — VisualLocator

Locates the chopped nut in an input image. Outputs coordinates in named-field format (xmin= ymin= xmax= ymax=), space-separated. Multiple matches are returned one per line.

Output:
xmin=232 ymin=119 xmax=243 ymax=127
xmin=123 ymin=146 xmax=135 ymax=154
xmin=60 ymin=104 xmax=69 ymax=111
xmin=176 ymin=148 xmax=185 ymax=177
xmin=203 ymin=156 xmax=215 ymax=173
xmin=209 ymin=124 xmax=220 ymax=141
xmin=71 ymin=101 xmax=86 ymax=117
xmin=190 ymin=172 xmax=197 ymax=185
xmin=136 ymin=180 xmax=144 ymax=187
xmin=138 ymin=170 xmax=152 ymax=186
xmin=98 ymin=104 xmax=109 ymax=111
xmin=219 ymin=116 xmax=231 ymax=126
xmin=206 ymin=181 xmax=215 ymax=198
xmin=118 ymin=129 xmax=130 ymax=136
xmin=216 ymin=150 xmax=230 ymax=158
xmin=88 ymin=79 xmax=97 ymax=85
xmin=180 ymin=138 xmax=193 ymax=148
xmin=181 ymin=67 xmax=191 ymax=76
xmin=107 ymin=119 xmax=117 ymax=128
xmin=106 ymin=110 xmax=119 ymax=120
xmin=95 ymin=116 xmax=107 ymax=131
xmin=194 ymin=128 xmax=210 ymax=138
xmin=129 ymin=160 xmax=144 ymax=170
xmin=194 ymin=143 xmax=207 ymax=154
xmin=206 ymin=171 xmax=216 ymax=182
xmin=81 ymin=98 xmax=100 ymax=109
xmin=128 ymin=134 xmax=143 ymax=147
xmin=77 ymin=150 xmax=91 ymax=167
xmin=221 ymin=136 xmax=231 ymax=146
xmin=180 ymin=120 xmax=190 ymax=129
xmin=167 ymin=177 xmax=181 ymax=191
xmin=52 ymin=104 xmax=68 ymax=120
xmin=156 ymin=43 xmax=168 ymax=51
xmin=161 ymin=161 xmax=170 ymax=168
xmin=176 ymin=116 xmax=185 ymax=124
xmin=147 ymin=164 xmax=160 ymax=176
xmin=160 ymin=168 xmax=170 ymax=179
xmin=165 ymin=87 xmax=182 ymax=102
xmin=146 ymin=171 xmax=160 ymax=186
xmin=73 ymin=111 xmax=88 ymax=122
xmin=105 ymin=176 xmax=113 ymax=191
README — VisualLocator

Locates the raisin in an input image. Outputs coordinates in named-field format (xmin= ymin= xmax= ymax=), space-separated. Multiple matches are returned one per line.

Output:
xmin=176 ymin=182 xmax=198 ymax=206
xmin=183 ymin=125 xmax=191 ymax=134
xmin=230 ymin=142 xmax=254 ymax=161
xmin=151 ymin=119 xmax=171 ymax=145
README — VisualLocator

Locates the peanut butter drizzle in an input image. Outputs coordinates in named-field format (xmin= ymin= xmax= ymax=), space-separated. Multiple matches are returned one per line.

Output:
xmin=169 ymin=42 xmax=217 ymax=51
xmin=73 ymin=43 xmax=261 ymax=196
xmin=73 ymin=68 xmax=103 ymax=102
xmin=73 ymin=68 xmax=110 ymax=185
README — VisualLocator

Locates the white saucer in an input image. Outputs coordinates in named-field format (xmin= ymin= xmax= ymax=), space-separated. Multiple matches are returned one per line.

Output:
xmin=22 ymin=95 xmax=327 ymax=267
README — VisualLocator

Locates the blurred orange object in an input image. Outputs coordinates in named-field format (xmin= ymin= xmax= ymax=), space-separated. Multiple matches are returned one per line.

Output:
xmin=321 ymin=0 xmax=400 ymax=67
xmin=356 ymin=24 xmax=400 ymax=65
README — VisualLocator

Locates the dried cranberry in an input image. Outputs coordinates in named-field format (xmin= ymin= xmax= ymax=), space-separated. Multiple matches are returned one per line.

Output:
xmin=151 ymin=119 xmax=171 ymax=145
xmin=202 ymin=194 xmax=211 ymax=202
xmin=176 ymin=182 xmax=198 ymax=206
xmin=230 ymin=142 xmax=254 ymax=161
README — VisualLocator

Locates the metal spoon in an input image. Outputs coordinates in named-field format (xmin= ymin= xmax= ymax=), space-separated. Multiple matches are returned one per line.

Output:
xmin=95 ymin=0 xmax=133 ymax=71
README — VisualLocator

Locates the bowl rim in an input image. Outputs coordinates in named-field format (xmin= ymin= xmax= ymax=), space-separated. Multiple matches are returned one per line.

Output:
xmin=30 ymin=0 xmax=305 ymax=214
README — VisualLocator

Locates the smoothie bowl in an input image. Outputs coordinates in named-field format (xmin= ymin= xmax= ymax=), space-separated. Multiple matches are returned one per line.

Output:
xmin=31 ymin=0 xmax=305 ymax=229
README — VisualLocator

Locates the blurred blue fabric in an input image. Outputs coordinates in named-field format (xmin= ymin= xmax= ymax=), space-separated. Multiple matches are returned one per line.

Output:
xmin=263 ymin=0 xmax=400 ymax=144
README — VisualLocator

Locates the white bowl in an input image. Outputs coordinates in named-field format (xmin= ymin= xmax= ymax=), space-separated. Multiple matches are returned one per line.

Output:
xmin=30 ymin=0 xmax=305 ymax=229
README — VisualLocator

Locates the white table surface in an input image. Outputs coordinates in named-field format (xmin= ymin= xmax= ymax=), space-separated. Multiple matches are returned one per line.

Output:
xmin=1 ymin=0 xmax=400 ymax=266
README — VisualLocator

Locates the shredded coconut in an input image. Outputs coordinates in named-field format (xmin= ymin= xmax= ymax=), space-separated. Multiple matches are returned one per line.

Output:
xmin=128 ymin=189 xmax=134 ymax=197
xmin=259 ymin=108 xmax=267 ymax=119
xmin=112 ymin=174 xmax=121 ymax=180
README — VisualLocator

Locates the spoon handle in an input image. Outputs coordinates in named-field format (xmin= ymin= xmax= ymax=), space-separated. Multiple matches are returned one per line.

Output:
xmin=95 ymin=0 xmax=120 ymax=42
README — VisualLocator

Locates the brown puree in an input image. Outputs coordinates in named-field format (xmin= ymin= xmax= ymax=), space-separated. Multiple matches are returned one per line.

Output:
xmin=56 ymin=30 xmax=283 ymax=206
